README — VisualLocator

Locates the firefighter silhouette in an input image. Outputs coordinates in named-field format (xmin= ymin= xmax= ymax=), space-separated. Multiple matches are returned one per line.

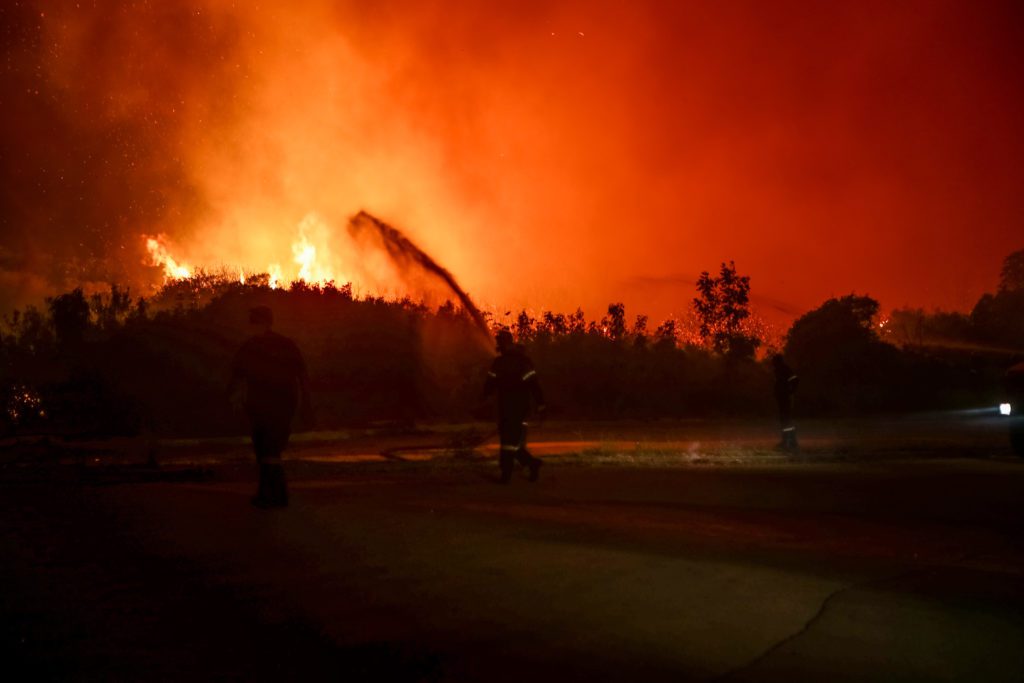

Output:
xmin=484 ymin=330 xmax=546 ymax=483
xmin=229 ymin=306 xmax=310 ymax=508
xmin=772 ymin=354 xmax=800 ymax=452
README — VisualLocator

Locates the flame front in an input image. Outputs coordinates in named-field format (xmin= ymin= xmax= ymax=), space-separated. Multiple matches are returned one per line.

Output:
xmin=268 ymin=263 xmax=283 ymax=290
xmin=146 ymin=212 xmax=351 ymax=289
xmin=292 ymin=213 xmax=339 ymax=284
xmin=145 ymin=236 xmax=192 ymax=280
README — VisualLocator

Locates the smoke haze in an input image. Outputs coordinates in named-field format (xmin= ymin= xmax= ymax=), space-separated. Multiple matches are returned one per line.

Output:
xmin=2 ymin=1 xmax=1022 ymax=320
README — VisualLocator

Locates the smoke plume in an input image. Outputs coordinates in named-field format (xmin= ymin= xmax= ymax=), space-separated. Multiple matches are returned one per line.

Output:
xmin=1 ymin=1 xmax=1022 ymax=320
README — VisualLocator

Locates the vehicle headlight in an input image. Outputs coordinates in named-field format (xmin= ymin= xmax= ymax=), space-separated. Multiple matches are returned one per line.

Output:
xmin=1000 ymin=403 xmax=1013 ymax=416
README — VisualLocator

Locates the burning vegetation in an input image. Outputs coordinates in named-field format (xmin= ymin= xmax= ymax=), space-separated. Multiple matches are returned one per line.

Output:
xmin=1 ymin=202 xmax=1021 ymax=440
xmin=2 ymin=248 xmax=1022 ymax=439
xmin=144 ymin=212 xmax=343 ymax=291
xmin=142 ymin=211 xmax=490 ymax=343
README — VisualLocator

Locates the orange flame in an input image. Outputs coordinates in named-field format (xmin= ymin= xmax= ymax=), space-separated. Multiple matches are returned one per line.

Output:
xmin=292 ymin=213 xmax=338 ymax=284
xmin=144 ymin=235 xmax=192 ymax=280
xmin=142 ymin=212 xmax=353 ymax=290
xmin=267 ymin=263 xmax=283 ymax=290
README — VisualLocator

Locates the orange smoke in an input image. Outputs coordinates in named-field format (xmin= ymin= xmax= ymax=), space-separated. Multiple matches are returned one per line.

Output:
xmin=4 ymin=1 xmax=1022 ymax=321
xmin=127 ymin=2 xmax=498 ymax=304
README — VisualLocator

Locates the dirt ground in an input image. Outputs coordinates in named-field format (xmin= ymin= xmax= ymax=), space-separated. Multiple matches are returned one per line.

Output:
xmin=1 ymin=415 xmax=1023 ymax=682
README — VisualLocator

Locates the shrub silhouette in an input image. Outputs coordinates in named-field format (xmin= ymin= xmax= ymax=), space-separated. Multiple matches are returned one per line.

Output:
xmin=3 ymin=251 xmax=1019 ymax=438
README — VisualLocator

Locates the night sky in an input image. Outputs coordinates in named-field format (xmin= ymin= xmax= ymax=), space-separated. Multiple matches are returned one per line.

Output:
xmin=2 ymin=0 xmax=1022 ymax=321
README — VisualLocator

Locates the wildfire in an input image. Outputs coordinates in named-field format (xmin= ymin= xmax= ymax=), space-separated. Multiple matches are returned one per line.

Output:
xmin=268 ymin=263 xmax=283 ymax=290
xmin=145 ymin=212 xmax=348 ymax=289
xmin=292 ymin=212 xmax=336 ymax=284
xmin=145 ymin=235 xmax=192 ymax=280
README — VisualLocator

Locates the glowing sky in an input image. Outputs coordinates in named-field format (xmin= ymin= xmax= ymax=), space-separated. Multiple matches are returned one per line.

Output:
xmin=1 ymin=1 xmax=1022 ymax=321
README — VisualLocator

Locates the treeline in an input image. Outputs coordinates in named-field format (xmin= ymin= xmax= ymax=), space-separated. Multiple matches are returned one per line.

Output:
xmin=1 ymin=249 xmax=1021 ymax=437
xmin=2 ymin=279 xmax=487 ymax=437
xmin=788 ymin=249 xmax=1024 ymax=414
xmin=0 ymin=278 xmax=770 ymax=437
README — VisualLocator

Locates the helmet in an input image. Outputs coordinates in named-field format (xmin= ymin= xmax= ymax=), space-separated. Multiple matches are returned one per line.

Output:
xmin=495 ymin=329 xmax=514 ymax=352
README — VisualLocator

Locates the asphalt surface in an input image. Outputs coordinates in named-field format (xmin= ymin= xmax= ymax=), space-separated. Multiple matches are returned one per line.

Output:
xmin=1 ymin=420 xmax=1023 ymax=681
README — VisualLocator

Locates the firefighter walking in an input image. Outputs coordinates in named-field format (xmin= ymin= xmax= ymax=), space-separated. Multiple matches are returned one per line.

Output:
xmin=484 ymin=330 xmax=546 ymax=483
xmin=229 ymin=306 xmax=311 ymax=508
xmin=772 ymin=354 xmax=799 ymax=452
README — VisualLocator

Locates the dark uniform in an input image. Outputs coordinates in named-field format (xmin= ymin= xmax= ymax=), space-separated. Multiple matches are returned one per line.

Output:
xmin=231 ymin=320 xmax=308 ymax=507
xmin=484 ymin=333 xmax=545 ymax=483
xmin=772 ymin=354 xmax=799 ymax=452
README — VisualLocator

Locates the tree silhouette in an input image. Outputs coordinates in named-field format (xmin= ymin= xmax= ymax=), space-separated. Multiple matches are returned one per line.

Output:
xmin=999 ymin=248 xmax=1024 ymax=293
xmin=48 ymin=288 xmax=91 ymax=349
xmin=514 ymin=310 xmax=535 ymax=342
xmin=782 ymin=294 xmax=909 ymax=414
xmin=785 ymin=294 xmax=879 ymax=361
xmin=971 ymin=249 xmax=1024 ymax=348
xmin=631 ymin=314 xmax=649 ymax=348
xmin=692 ymin=261 xmax=760 ymax=359
xmin=601 ymin=303 xmax=627 ymax=341
xmin=653 ymin=319 xmax=678 ymax=350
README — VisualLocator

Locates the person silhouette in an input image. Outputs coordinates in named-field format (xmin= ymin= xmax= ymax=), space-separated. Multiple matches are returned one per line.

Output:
xmin=772 ymin=354 xmax=799 ymax=452
xmin=484 ymin=330 xmax=546 ymax=483
xmin=229 ymin=306 xmax=310 ymax=508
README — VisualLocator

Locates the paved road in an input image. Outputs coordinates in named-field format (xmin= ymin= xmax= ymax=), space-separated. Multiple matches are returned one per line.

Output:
xmin=1 ymin=452 xmax=1023 ymax=681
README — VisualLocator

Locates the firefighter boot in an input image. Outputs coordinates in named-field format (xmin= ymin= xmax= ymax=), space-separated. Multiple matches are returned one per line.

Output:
xmin=783 ymin=427 xmax=799 ymax=453
xmin=499 ymin=451 xmax=514 ymax=484
xmin=528 ymin=457 xmax=542 ymax=482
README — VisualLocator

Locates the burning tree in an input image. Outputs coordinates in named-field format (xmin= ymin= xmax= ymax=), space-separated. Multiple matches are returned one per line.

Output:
xmin=692 ymin=261 xmax=760 ymax=359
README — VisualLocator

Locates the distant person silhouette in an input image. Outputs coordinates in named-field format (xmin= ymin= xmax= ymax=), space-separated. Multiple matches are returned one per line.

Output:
xmin=229 ymin=306 xmax=310 ymax=508
xmin=484 ymin=330 xmax=546 ymax=483
xmin=772 ymin=354 xmax=799 ymax=452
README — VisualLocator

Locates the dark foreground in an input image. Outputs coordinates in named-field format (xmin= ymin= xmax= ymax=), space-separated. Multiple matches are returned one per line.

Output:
xmin=2 ymin=419 xmax=1023 ymax=682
